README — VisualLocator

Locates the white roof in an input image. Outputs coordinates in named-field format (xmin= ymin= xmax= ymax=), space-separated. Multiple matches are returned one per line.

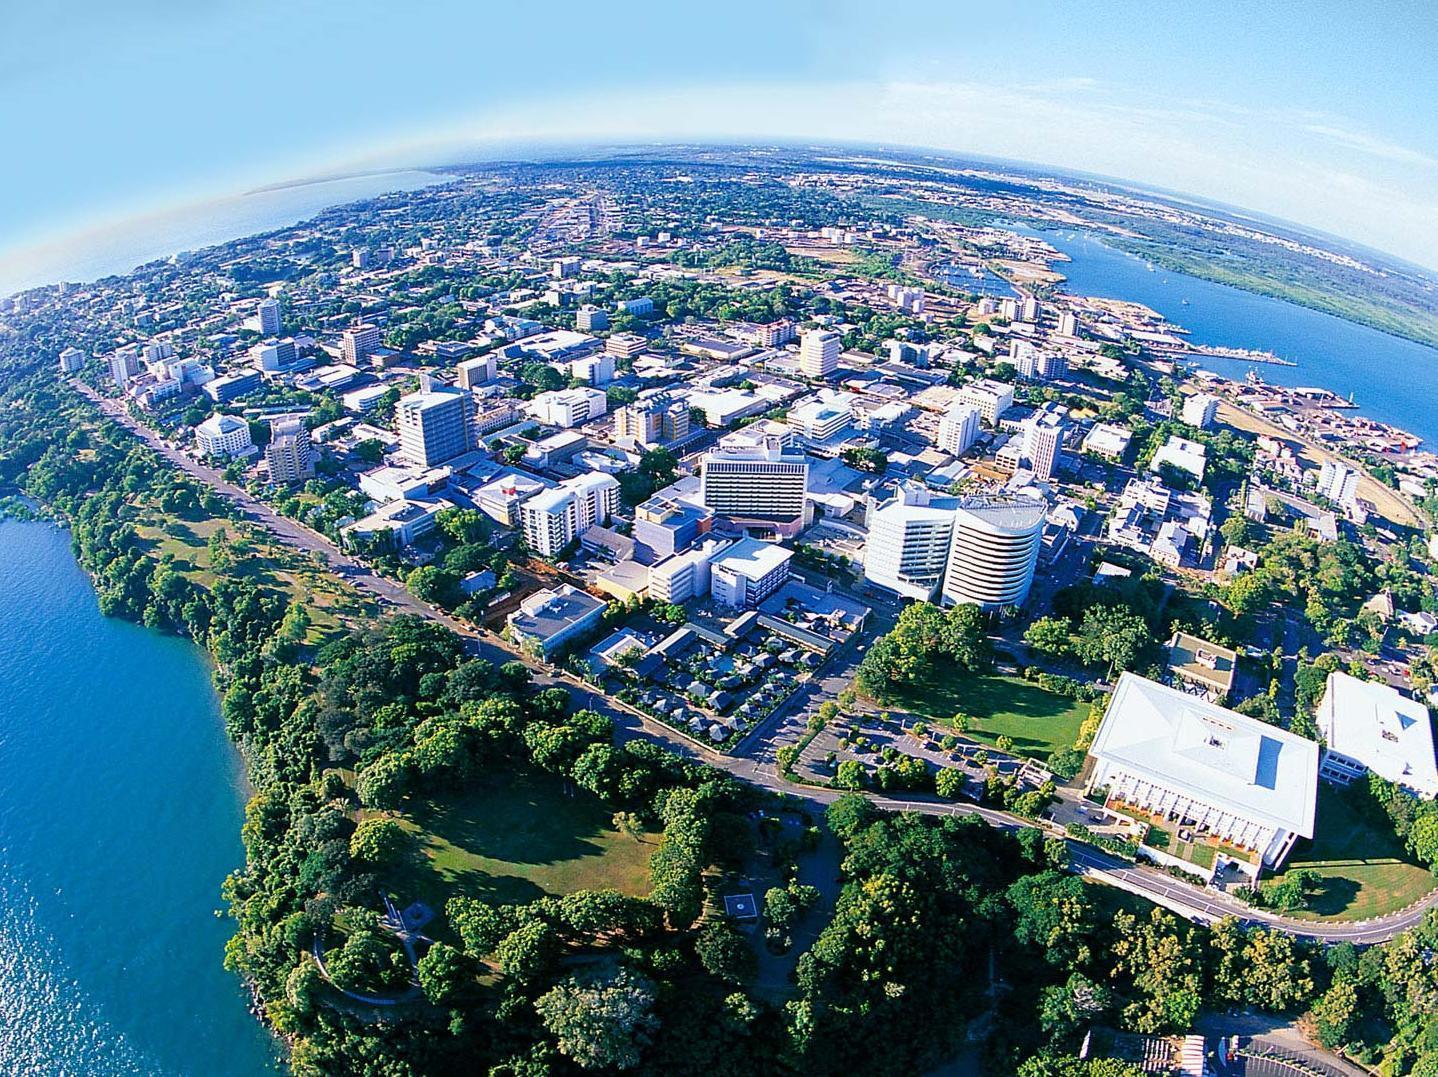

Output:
xmin=1320 ymin=672 xmax=1438 ymax=798
xmin=1150 ymin=435 xmax=1208 ymax=480
xmin=711 ymin=537 xmax=793 ymax=580
xmin=196 ymin=414 xmax=248 ymax=436
xmin=1091 ymin=673 xmax=1319 ymax=837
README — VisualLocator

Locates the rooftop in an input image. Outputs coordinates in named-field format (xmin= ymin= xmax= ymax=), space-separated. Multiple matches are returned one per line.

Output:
xmin=1320 ymin=671 xmax=1438 ymax=798
xmin=1091 ymin=673 xmax=1319 ymax=838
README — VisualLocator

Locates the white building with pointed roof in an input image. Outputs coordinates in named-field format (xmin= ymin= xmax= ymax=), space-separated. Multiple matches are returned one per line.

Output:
xmin=1316 ymin=672 xmax=1438 ymax=799
xmin=1087 ymin=673 xmax=1319 ymax=872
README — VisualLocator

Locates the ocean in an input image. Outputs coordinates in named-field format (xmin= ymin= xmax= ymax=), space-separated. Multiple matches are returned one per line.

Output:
xmin=0 ymin=519 xmax=279 ymax=1074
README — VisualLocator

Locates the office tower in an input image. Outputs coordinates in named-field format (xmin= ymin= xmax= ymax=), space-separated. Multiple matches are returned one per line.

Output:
xmin=798 ymin=328 xmax=841 ymax=378
xmin=1181 ymin=393 xmax=1220 ymax=429
xmin=397 ymin=387 xmax=471 ymax=466
xmin=341 ymin=324 xmax=383 ymax=365
xmin=456 ymin=354 xmax=497 ymax=389
xmin=576 ymin=305 xmax=610 ymax=331
xmin=863 ymin=484 xmax=961 ymax=600
xmin=58 ymin=347 xmax=85 ymax=374
xmin=256 ymin=298 xmax=281 ymax=335
xmin=937 ymin=402 xmax=981 ymax=456
xmin=251 ymin=338 xmax=298 ymax=371
xmin=699 ymin=443 xmax=808 ymax=534
xmin=940 ymin=497 xmax=1047 ymax=610
xmin=266 ymin=419 xmax=314 ymax=483
xmin=956 ymin=378 xmax=1016 ymax=424
xmin=606 ymin=333 xmax=647 ymax=359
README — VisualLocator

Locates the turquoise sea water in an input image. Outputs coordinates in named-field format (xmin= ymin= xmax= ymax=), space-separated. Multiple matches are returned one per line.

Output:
xmin=0 ymin=519 xmax=278 ymax=1075
xmin=1032 ymin=228 xmax=1438 ymax=447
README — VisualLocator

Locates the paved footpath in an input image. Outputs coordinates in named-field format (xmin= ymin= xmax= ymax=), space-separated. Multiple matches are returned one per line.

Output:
xmin=80 ymin=385 xmax=1438 ymax=945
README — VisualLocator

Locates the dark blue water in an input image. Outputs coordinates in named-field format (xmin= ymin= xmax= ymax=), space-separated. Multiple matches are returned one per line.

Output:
xmin=1035 ymin=229 xmax=1438 ymax=446
xmin=0 ymin=520 xmax=278 ymax=1074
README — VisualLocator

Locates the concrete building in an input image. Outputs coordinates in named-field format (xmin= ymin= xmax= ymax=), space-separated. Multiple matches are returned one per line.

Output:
xmin=456 ymin=354 xmax=497 ymax=388
xmin=699 ymin=443 xmax=809 ymax=536
xmin=340 ymin=324 xmax=383 ymax=365
xmin=606 ymin=333 xmax=648 ymax=359
xmin=1150 ymin=435 xmax=1208 ymax=483
xmin=576 ymin=305 xmax=610 ymax=332
xmin=798 ymin=328 xmax=841 ymax=378
xmin=1081 ymin=422 xmax=1133 ymax=462
xmin=252 ymin=338 xmax=298 ymax=371
xmin=256 ymin=298 xmax=282 ymax=335
xmin=1181 ymin=393 xmax=1220 ymax=429
xmin=109 ymin=347 xmax=142 ymax=388
xmin=787 ymin=393 xmax=854 ymax=443
xmin=1020 ymin=412 xmax=1065 ymax=482
xmin=1316 ymin=671 xmax=1438 ymax=799
xmin=528 ymin=387 xmax=607 ymax=428
xmin=615 ymin=398 xmax=689 ymax=447
xmin=1087 ymin=673 xmax=1320 ymax=873
xmin=1315 ymin=459 xmax=1360 ymax=506
xmin=710 ymin=538 xmax=793 ymax=609
xmin=472 ymin=468 xmax=553 ymax=527
xmin=203 ymin=368 xmax=263 ymax=403
xmin=507 ymin=585 xmax=607 ymax=658
xmin=648 ymin=538 xmax=732 ymax=604
xmin=755 ymin=320 xmax=796 ymax=347
xmin=939 ymin=496 xmax=1046 ymax=610
xmin=194 ymin=414 xmax=254 ymax=458
xmin=568 ymin=351 xmax=615 ymax=386
xmin=58 ymin=347 xmax=85 ymax=374
xmin=863 ymin=484 xmax=961 ymax=601
xmin=633 ymin=494 xmax=712 ymax=563
xmin=519 ymin=472 xmax=620 ymax=557
xmin=265 ymin=418 xmax=314 ymax=483
xmin=957 ymin=378 xmax=1015 ymax=425
xmin=397 ymin=387 xmax=472 ymax=466
xmin=615 ymin=296 xmax=654 ymax=316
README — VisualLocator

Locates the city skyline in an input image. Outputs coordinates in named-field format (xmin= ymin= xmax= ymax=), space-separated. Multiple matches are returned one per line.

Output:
xmin=2 ymin=1 xmax=1437 ymax=271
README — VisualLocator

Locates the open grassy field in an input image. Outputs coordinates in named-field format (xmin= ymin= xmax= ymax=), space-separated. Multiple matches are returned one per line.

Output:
xmin=1267 ymin=785 xmax=1436 ymax=921
xmin=133 ymin=513 xmax=376 ymax=644
xmin=381 ymin=771 xmax=656 ymax=927
xmin=889 ymin=670 xmax=1091 ymax=763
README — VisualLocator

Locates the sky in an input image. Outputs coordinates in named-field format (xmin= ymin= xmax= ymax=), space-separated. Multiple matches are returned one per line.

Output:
xmin=3 ymin=1 xmax=1438 ymax=270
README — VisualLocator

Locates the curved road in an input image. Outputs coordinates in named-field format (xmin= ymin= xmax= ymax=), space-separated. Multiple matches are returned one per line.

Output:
xmin=80 ymin=385 xmax=1438 ymax=945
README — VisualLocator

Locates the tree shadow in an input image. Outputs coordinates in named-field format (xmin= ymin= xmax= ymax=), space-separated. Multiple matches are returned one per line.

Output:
xmin=1304 ymin=875 xmax=1361 ymax=917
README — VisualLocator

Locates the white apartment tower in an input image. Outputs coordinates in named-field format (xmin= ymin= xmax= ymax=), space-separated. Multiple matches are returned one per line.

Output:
xmin=957 ymin=378 xmax=1015 ymax=425
xmin=519 ymin=472 xmax=620 ymax=557
xmin=863 ymin=485 xmax=961 ymax=601
xmin=266 ymin=419 xmax=314 ymax=484
xmin=1181 ymin=393 xmax=1220 ymax=429
xmin=798 ymin=328 xmax=841 ymax=378
xmin=937 ymin=402 xmax=981 ymax=456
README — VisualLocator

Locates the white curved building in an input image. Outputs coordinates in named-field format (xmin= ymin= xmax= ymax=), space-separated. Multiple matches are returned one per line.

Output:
xmin=940 ymin=497 xmax=1046 ymax=609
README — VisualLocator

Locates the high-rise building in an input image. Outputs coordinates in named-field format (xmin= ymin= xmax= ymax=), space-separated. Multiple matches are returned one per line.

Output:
xmin=266 ymin=419 xmax=314 ymax=483
xmin=1058 ymin=312 xmax=1080 ymax=337
xmin=937 ymin=402 xmax=981 ymax=456
xmin=519 ymin=472 xmax=620 ymax=557
xmin=456 ymin=354 xmax=497 ymax=388
xmin=1037 ymin=351 xmax=1068 ymax=380
xmin=798 ymin=328 xmax=841 ymax=378
xmin=576 ymin=305 xmax=610 ymax=332
xmin=863 ymin=485 xmax=962 ymax=601
xmin=1316 ymin=459 xmax=1360 ymax=505
xmin=341 ymin=324 xmax=383 ymax=365
xmin=58 ymin=347 xmax=85 ymax=374
xmin=109 ymin=347 xmax=142 ymax=388
xmin=1181 ymin=393 xmax=1220 ymax=429
xmin=397 ymin=387 xmax=472 ymax=466
xmin=754 ymin=320 xmax=796 ymax=347
xmin=1020 ymin=296 xmax=1041 ymax=321
xmin=699 ymin=443 xmax=809 ymax=534
xmin=1021 ymin=415 xmax=1065 ymax=482
xmin=939 ymin=497 xmax=1046 ymax=610
xmin=956 ymin=378 xmax=1015 ymax=425
xmin=256 ymin=298 xmax=282 ymax=335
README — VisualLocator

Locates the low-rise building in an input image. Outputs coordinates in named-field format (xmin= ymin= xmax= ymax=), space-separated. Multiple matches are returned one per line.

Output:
xmin=1316 ymin=671 xmax=1438 ymax=799
xmin=709 ymin=538 xmax=793 ymax=609
xmin=194 ymin=414 xmax=254 ymax=458
xmin=507 ymin=585 xmax=608 ymax=658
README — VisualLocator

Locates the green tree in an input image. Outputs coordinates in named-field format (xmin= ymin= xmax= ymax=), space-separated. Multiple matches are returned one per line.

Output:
xmin=535 ymin=969 xmax=659 ymax=1071
xmin=695 ymin=919 xmax=756 ymax=984
xmin=348 ymin=817 xmax=411 ymax=866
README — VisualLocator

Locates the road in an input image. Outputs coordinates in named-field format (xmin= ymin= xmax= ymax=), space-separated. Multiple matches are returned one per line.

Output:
xmin=80 ymin=385 xmax=1438 ymax=945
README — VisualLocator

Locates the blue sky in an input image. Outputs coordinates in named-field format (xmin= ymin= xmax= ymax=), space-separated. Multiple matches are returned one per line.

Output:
xmin=3 ymin=1 xmax=1437 ymax=268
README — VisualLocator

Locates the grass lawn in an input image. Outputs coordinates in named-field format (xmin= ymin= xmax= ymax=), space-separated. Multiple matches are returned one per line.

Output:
xmin=1143 ymin=824 xmax=1172 ymax=849
xmin=889 ymin=670 xmax=1091 ymax=763
xmin=381 ymin=770 xmax=656 ymax=932
xmin=1267 ymin=785 xmax=1437 ymax=921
